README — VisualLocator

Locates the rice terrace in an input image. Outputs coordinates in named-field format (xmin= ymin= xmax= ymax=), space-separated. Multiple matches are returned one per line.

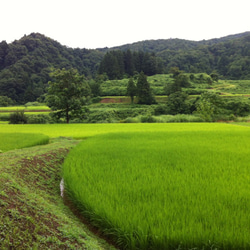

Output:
xmin=1 ymin=123 xmax=250 ymax=249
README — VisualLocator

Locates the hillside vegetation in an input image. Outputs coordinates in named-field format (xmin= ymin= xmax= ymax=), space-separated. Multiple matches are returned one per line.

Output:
xmin=1 ymin=73 xmax=250 ymax=123
xmin=0 ymin=32 xmax=250 ymax=103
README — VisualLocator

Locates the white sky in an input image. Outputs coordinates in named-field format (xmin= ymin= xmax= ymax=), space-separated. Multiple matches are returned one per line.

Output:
xmin=1 ymin=0 xmax=249 ymax=49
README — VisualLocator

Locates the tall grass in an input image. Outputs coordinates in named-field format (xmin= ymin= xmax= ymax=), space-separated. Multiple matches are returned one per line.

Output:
xmin=63 ymin=129 xmax=250 ymax=249
xmin=0 ymin=133 xmax=49 ymax=152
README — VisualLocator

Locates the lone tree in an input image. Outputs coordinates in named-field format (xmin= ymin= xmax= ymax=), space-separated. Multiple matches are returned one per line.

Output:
xmin=136 ymin=72 xmax=156 ymax=105
xmin=126 ymin=77 xmax=137 ymax=104
xmin=45 ymin=68 xmax=91 ymax=123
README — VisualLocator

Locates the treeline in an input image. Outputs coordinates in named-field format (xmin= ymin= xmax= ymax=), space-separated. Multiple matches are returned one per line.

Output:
xmin=98 ymin=50 xmax=163 ymax=79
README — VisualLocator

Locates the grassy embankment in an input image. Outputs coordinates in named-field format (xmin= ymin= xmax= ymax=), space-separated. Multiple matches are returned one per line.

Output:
xmin=0 ymin=131 xmax=116 ymax=249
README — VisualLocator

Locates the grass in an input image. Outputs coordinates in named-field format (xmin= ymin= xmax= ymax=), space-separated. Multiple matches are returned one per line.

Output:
xmin=232 ymin=122 xmax=250 ymax=127
xmin=0 ymin=137 xmax=115 ymax=249
xmin=63 ymin=128 xmax=250 ymax=249
xmin=0 ymin=133 xmax=49 ymax=152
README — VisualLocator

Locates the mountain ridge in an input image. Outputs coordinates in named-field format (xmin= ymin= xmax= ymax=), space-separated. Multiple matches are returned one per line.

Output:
xmin=4 ymin=31 xmax=250 ymax=51
xmin=0 ymin=31 xmax=250 ymax=103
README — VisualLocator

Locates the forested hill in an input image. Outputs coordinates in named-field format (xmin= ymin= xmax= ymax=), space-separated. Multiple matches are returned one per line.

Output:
xmin=106 ymin=31 xmax=250 ymax=79
xmin=0 ymin=31 xmax=250 ymax=103
xmin=0 ymin=33 xmax=104 ymax=103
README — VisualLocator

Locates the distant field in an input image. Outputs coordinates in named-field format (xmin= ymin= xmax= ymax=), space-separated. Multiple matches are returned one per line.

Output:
xmin=0 ymin=111 xmax=50 ymax=116
xmin=218 ymin=79 xmax=250 ymax=94
xmin=0 ymin=106 xmax=51 ymax=122
xmin=0 ymin=123 xmax=247 ymax=139
xmin=0 ymin=105 xmax=50 ymax=112
xmin=63 ymin=127 xmax=250 ymax=249
xmin=0 ymin=133 xmax=49 ymax=152
xmin=100 ymin=74 xmax=250 ymax=97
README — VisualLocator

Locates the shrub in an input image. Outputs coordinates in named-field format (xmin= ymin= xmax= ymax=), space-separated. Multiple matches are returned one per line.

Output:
xmin=122 ymin=117 xmax=140 ymax=123
xmin=87 ymin=110 xmax=118 ymax=123
xmin=140 ymin=115 xmax=157 ymax=123
xmin=25 ymin=101 xmax=44 ymax=107
xmin=154 ymin=105 xmax=167 ymax=115
xmin=91 ymin=96 xmax=102 ymax=104
xmin=235 ymin=115 xmax=250 ymax=122
xmin=153 ymin=114 xmax=204 ymax=123
xmin=0 ymin=96 xmax=14 ymax=107
xmin=9 ymin=111 xmax=28 ymax=124
xmin=27 ymin=114 xmax=53 ymax=124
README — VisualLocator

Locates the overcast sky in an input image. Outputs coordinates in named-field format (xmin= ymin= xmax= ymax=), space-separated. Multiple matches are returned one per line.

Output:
xmin=1 ymin=0 xmax=249 ymax=49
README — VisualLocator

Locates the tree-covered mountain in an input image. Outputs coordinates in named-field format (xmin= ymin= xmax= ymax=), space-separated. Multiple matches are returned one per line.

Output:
xmin=105 ymin=31 xmax=250 ymax=79
xmin=0 ymin=33 xmax=103 ymax=103
xmin=0 ymin=31 xmax=249 ymax=103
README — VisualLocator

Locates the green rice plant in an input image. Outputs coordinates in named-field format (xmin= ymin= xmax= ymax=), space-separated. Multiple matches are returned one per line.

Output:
xmin=0 ymin=133 xmax=49 ymax=152
xmin=0 ymin=105 xmax=50 ymax=112
xmin=0 ymin=123 xmax=248 ymax=139
xmin=0 ymin=113 xmax=10 ymax=121
xmin=63 ymin=128 xmax=250 ymax=249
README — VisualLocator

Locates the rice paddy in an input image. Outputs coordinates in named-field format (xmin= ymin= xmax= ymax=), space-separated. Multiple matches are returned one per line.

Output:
xmin=62 ymin=126 xmax=250 ymax=249
xmin=0 ymin=122 xmax=247 ymax=138
xmin=0 ymin=133 xmax=49 ymax=152
xmin=1 ymin=123 xmax=250 ymax=249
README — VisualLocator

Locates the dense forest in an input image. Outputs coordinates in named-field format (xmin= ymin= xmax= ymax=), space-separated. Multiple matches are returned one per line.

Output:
xmin=0 ymin=31 xmax=250 ymax=103
xmin=98 ymin=50 xmax=163 ymax=79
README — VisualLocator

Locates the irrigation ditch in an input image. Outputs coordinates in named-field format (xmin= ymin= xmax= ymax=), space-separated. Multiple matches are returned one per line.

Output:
xmin=61 ymin=184 xmax=119 ymax=250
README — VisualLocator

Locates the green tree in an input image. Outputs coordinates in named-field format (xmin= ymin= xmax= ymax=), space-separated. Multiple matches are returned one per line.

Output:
xmin=9 ymin=111 xmax=27 ymax=124
xmin=166 ymin=91 xmax=189 ymax=115
xmin=124 ymin=49 xmax=135 ymax=76
xmin=136 ymin=72 xmax=156 ymax=105
xmin=164 ymin=72 xmax=190 ymax=95
xmin=195 ymin=92 xmax=224 ymax=121
xmin=225 ymin=100 xmax=250 ymax=116
xmin=170 ymin=67 xmax=181 ymax=78
xmin=89 ymin=79 xmax=102 ymax=97
xmin=210 ymin=72 xmax=219 ymax=82
xmin=164 ymin=81 xmax=181 ymax=95
xmin=126 ymin=78 xmax=137 ymax=104
xmin=45 ymin=68 xmax=91 ymax=123
xmin=0 ymin=96 xmax=14 ymax=107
